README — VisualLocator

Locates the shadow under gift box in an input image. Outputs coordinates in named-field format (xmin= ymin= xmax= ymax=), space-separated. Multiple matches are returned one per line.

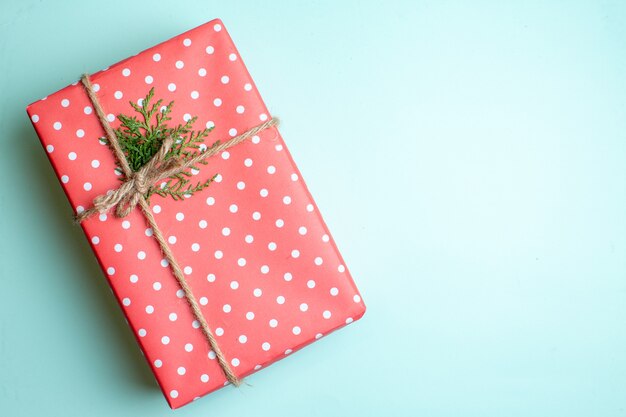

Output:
xmin=26 ymin=18 xmax=366 ymax=409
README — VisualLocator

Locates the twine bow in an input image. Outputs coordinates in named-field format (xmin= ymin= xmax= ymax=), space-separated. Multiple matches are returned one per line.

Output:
xmin=77 ymin=73 xmax=279 ymax=386
xmin=79 ymin=136 xmax=179 ymax=219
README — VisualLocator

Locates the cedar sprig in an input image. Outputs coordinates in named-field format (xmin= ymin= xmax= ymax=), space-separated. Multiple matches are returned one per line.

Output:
xmin=102 ymin=87 xmax=217 ymax=202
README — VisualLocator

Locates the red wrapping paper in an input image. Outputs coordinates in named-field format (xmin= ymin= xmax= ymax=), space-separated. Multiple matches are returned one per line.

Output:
xmin=26 ymin=18 xmax=365 ymax=408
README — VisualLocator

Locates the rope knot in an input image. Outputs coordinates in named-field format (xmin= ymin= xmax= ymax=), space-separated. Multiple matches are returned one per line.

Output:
xmin=76 ymin=136 xmax=177 ymax=221
xmin=132 ymin=170 xmax=151 ymax=195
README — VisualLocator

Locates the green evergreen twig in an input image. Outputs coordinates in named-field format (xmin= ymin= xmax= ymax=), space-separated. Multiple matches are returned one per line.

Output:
xmin=101 ymin=87 xmax=216 ymax=202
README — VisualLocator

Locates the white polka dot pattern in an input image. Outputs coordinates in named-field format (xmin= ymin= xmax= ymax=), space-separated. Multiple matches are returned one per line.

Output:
xmin=25 ymin=18 xmax=365 ymax=409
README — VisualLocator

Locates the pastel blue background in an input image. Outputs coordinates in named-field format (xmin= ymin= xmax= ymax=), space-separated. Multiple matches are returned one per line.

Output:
xmin=1 ymin=1 xmax=625 ymax=416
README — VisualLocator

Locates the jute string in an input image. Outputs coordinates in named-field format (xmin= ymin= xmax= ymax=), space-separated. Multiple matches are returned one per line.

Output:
xmin=77 ymin=73 xmax=279 ymax=386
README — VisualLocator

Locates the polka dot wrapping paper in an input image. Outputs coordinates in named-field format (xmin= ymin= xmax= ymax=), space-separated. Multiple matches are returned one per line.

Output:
xmin=25 ymin=18 xmax=365 ymax=409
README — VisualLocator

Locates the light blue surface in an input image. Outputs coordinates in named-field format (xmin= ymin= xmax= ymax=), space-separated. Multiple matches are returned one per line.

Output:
xmin=1 ymin=1 xmax=625 ymax=416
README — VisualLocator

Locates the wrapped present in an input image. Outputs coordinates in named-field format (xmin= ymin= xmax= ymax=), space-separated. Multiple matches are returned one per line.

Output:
xmin=26 ymin=18 xmax=365 ymax=408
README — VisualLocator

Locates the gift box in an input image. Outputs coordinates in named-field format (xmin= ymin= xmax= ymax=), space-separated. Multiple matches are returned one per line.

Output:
xmin=26 ymin=18 xmax=365 ymax=408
